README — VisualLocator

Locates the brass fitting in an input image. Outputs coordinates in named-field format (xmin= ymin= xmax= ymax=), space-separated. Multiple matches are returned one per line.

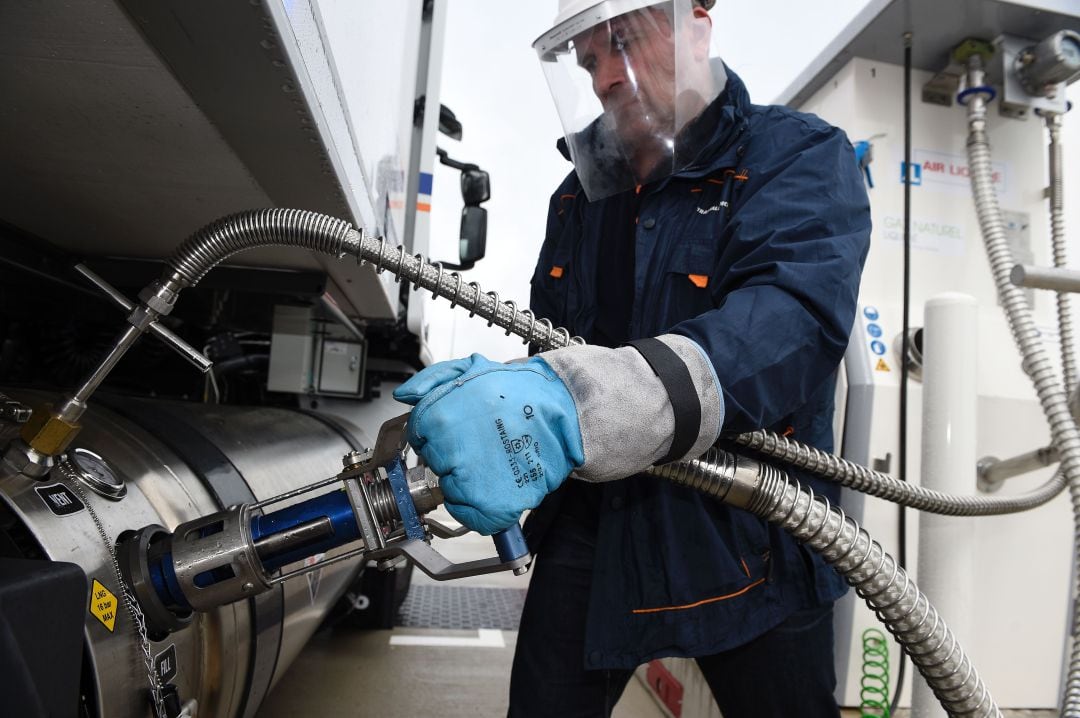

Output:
xmin=953 ymin=38 xmax=995 ymax=66
xmin=19 ymin=406 xmax=81 ymax=456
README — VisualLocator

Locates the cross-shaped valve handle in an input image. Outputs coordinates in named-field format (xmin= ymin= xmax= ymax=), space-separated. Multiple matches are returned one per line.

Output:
xmin=74 ymin=264 xmax=213 ymax=374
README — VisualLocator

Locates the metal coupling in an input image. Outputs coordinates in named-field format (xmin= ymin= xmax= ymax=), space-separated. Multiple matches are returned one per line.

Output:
xmin=1 ymin=438 xmax=57 ymax=479
xmin=170 ymin=505 xmax=269 ymax=611
xmin=137 ymin=279 xmax=180 ymax=317
xmin=0 ymin=394 xmax=31 ymax=425
xmin=17 ymin=406 xmax=81 ymax=459
xmin=343 ymin=449 xmax=372 ymax=469
xmin=126 ymin=305 xmax=160 ymax=332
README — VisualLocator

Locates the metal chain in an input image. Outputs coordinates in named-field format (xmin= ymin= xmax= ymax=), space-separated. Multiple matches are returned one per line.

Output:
xmin=59 ymin=460 xmax=166 ymax=718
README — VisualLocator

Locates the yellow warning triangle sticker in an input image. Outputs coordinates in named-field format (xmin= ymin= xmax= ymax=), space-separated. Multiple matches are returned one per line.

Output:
xmin=875 ymin=358 xmax=891 ymax=372
xmin=89 ymin=578 xmax=118 ymax=632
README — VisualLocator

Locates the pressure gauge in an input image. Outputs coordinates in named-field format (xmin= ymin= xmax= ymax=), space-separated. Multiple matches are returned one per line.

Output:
xmin=1017 ymin=30 xmax=1080 ymax=96
xmin=1063 ymin=35 xmax=1080 ymax=68
xmin=66 ymin=448 xmax=127 ymax=500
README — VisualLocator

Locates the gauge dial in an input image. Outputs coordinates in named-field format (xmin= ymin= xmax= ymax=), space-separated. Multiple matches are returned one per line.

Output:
xmin=1062 ymin=36 xmax=1080 ymax=70
xmin=68 ymin=448 xmax=127 ymax=500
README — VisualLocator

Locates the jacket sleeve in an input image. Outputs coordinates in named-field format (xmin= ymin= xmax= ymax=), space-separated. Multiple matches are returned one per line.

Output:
xmin=528 ymin=185 xmax=570 ymax=329
xmin=528 ymin=173 xmax=581 ymax=353
xmin=670 ymin=121 xmax=871 ymax=432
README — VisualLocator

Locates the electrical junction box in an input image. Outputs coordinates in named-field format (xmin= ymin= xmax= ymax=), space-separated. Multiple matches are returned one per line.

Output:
xmin=268 ymin=304 xmax=367 ymax=398
xmin=317 ymin=339 xmax=366 ymax=395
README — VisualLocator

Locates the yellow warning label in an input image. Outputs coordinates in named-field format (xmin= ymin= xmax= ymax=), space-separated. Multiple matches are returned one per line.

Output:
xmin=875 ymin=358 xmax=891 ymax=372
xmin=89 ymin=578 xmax=117 ymax=632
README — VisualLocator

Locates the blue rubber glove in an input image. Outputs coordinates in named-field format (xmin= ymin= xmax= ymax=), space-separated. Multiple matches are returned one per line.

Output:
xmin=393 ymin=354 xmax=584 ymax=535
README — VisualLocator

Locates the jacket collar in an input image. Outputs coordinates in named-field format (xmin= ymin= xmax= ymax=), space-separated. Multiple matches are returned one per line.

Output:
xmin=555 ymin=63 xmax=751 ymax=177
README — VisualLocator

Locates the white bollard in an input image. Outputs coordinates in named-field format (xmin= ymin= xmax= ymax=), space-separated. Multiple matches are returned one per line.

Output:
xmin=913 ymin=293 xmax=978 ymax=718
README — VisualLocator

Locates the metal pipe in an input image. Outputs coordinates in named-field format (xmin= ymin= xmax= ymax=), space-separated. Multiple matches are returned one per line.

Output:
xmin=978 ymin=445 xmax=1059 ymax=489
xmin=58 ymin=324 xmax=143 ymax=423
xmin=1010 ymin=264 xmax=1080 ymax=294
xmin=253 ymin=517 xmax=334 ymax=561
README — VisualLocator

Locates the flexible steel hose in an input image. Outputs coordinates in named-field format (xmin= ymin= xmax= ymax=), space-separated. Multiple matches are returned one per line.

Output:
xmin=961 ymin=57 xmax=1080 ymax=716
xmin=162 ymin=208 xmax=1000 ymax=716
xmin=1047 ymin=112 xmax=1077 ymax=396
xmin=649 ymin=450 xmax=1001 ymax=718
xmin=167 ymin=208 xmax=357 ymax=287
xmin=729 ymin=430 xmax=1066 ymax=515
xmin=164 ymin=208 xmax=584 ymax=352
xmin=164 ymin=209 xmax=1066 ymax=520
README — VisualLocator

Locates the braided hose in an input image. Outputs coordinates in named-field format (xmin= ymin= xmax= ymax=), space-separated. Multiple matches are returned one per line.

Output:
xmin=650 ymin=452 xmax=1001 ymax=717
xmin=161 ymin=208 xmax=1005 ymax=716
xmin=165 ymin=209 xmax=584 ymax=352
xmin=729 ymin=430 xmax=1065 ymax=516
xmin=167 ymin=208 xmax=357 ymax=286
xmin=1047 ymin=112 xmax=1077 ymax=396
xmin=167 ymin=209 xmax=1062 ymax=517
xmin=157 ymin=180 xmax=1073 ymax=508
xmin=960 ymin=58 xmax=1080 ymax=716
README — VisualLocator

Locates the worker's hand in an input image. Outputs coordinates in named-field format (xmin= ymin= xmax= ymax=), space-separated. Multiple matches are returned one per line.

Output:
xmin=393 ymin=354 xmax=584 ymax=535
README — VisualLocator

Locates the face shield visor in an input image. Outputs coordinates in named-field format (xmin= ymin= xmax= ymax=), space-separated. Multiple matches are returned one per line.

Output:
xmin=534 ymin=0 xmax=724 ymax=201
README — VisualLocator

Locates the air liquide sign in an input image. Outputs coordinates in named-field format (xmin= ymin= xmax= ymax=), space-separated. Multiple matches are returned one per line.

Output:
xmin=903 ymin=148 xmax=1009 ymax=194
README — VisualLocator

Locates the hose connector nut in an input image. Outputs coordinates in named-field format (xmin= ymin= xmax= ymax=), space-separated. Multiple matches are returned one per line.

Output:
xmin=138 ymin=280 xmax=179 ymax=317
xmin=2 ymin=438 xmax=57 ymax=479
xmin=18 ymin=407 xmax=81 ymax=458
xmin=126 ymin=305 xmax=159 ymax=332
xmin=343 ymin=448 xmax=373 ymax=470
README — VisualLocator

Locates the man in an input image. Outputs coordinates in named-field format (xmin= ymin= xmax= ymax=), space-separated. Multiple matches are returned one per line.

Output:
xmin=394 ymin=1 xmax=871 ymax=715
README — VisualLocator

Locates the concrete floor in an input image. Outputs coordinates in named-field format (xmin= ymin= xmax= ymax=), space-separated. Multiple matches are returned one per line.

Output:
xmin=258 ymin=626 xmax=664 ymax=718
xmin=258 ymin=624 xmax=1056 ymax=718
xmin=258 ymin=507 xmax=666 ymax=717
xmin=258 ymin=508 xmax=1055 ymax=717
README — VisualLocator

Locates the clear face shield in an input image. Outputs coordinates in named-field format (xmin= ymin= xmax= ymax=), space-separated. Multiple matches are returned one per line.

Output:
xmin=533 ymin=0 xmax=724 ymax=201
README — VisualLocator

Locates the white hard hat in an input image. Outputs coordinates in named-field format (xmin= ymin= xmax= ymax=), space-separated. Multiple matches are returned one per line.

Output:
xmin=535 ymin=0 xmax=667 ymax=59
xmin=534 ymin=0 xmax=715 ymax=60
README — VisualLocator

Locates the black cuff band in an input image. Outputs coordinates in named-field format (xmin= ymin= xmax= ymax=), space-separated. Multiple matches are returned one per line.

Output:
xmin=626 ymin=338 xmax=702 ymax=465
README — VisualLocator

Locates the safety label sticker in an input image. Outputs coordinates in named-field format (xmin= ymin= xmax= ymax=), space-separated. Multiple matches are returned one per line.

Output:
xmin=155 ymin=644 xmax=178 ymax=684
xmin=89 ymin=579 xmax=118 ymax=632
xmin=34 ymin=483 xmax=84 ymax=517
xmin=870 ymin=340 xmax=887 ymax=356
xmin=876 ymin=359 xmax=891 ymax=373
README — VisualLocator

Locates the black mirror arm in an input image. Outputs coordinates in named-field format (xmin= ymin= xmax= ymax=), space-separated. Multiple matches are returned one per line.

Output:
xmin=436 ymin=147 xmax=479 ymax=172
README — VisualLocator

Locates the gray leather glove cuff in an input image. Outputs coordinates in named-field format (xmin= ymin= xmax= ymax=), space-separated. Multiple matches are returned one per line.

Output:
xmin=536 ymin=334 xmax=724 ymax=481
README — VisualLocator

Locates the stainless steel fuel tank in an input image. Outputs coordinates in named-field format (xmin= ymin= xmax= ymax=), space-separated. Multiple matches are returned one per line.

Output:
xmin=0 ymin=390 xmax=373 ymax=718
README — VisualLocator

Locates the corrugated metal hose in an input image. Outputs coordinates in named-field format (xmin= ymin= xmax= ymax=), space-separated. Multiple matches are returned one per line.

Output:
xmin=160 ymin=207 xmax=1007 ymax=716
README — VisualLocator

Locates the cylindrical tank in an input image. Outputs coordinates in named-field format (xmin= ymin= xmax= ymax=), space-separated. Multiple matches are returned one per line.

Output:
xmin=0 ymin=389 xmax=374 ymax=718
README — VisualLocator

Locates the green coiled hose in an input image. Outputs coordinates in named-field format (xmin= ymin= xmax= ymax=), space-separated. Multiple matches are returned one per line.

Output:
xmin=860 ymin=628 xmax=891 ymax=717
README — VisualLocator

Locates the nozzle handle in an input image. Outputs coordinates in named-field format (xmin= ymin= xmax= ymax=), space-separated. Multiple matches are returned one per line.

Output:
xmin=493 ymin=523 xmax=529 ymax=563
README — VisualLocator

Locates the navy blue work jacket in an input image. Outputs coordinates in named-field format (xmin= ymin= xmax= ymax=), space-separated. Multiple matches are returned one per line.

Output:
xmin=526 ymin=68 xmax=872 ymax=670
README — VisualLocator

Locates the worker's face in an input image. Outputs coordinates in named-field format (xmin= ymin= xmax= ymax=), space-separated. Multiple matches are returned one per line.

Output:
xmin=572 ymin=5 xmax=712 ymax=153
xmin=536 ymin=0 xmax=719 ymax=200
xmin=573 ymin=9 xmax=678 ymax=148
